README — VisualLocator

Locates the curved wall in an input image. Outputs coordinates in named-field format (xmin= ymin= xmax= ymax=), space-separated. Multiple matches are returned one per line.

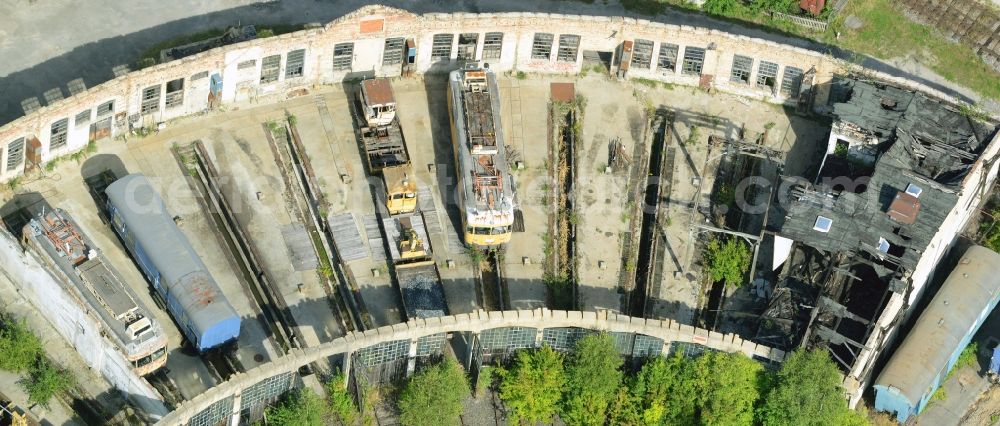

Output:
xmin=0 ymin=5 xmax=966 ymax=184
xmin=156 ymin=308 xmax=784 ymax=425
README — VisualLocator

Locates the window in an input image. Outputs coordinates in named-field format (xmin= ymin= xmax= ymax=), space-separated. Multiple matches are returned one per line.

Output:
xmin=75 ymin=109 xmax=92 ymax=128
xmin=431 ymin=34 xmax=454 ymax=61
xmin=333 ymin=43 xmax=354 ymax=71
xmin=682 ymin=47 xmax=705 ymax=75
xmin=557 ymin=34 xmax=580 ymax=62
xmin=757 ymin=61 xmax=779 ymax=93
xmin=382 ymin=38 xmax=405 ymax=66
xmin=730 ymin=55 xmax=753 ymax=84
xmin=285 ymin=49 xmax=305 ymax=78
xmin=780 ymin=66 xmax=804 ymax=98
xmin=483 ymin=32 xmax=503 ymax=60
xmin=813 ymin=216 xmax=832 ymax=232
xmin=50 ymin=118 xmax=69 ymax=149
xmin=192 ymin=71 xmax=209 ymax=81
xmin=531 ymin=33 xmax=554 ymax=60
xmin=237 ymin=59 xmax=257 ymax=70
xmin=657 ymin=43 xmax=679 ymax=72
xmin=6 ymin=138 xmax=24 ymax=171
xmin=140 ymin=85 xmax=161 ymax=114
xmin=905 ymin=183 xmax=923 ymax=198
xmin=260 ymin=55 xmax=281 ymax=83
xmin=165 ymin=78 xmax=184 ymax=109
xmin=457 ymin=33 xmax=478 ymax=61
xmin=631 ymin=39 xmax=654 ymax=69
xmin=96 ymin=100 xmax=114 ymax=117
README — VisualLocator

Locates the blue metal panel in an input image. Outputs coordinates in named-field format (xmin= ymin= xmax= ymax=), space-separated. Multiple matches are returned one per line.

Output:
xmin=990 ymin=348 xmax=1000 ymax=375
xmin=874 ymin=385 xmax=916 ymax=423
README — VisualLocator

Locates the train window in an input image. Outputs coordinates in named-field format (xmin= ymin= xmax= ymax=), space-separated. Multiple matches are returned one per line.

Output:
xmin=405 ymin=193 xmax=416 ymax=198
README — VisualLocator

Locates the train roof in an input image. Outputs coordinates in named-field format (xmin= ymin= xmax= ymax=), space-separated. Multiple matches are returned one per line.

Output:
xmin=448 ymin=67 xmax=515 ymax=225
xmin=105 ymin=174 xmax=239 ymax=342
xmin=24 ymin=208 xmax=166 ymax=353
xmin=874 ymin=245 xmax=1000 ymax=406
xmin=361 ymin=78 xmax=395 ymax=107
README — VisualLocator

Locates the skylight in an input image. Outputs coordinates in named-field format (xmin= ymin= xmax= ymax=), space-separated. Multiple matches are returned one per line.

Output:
xmin=905 ymin=183 xmax=923 ymax=198
xmin=813 ymin=216 xmax=832 ymax=233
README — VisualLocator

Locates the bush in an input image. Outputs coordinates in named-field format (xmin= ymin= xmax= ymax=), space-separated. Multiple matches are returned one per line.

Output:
xmin=18 ymin=359 xmax=75 ymax=409
xmin=561 ymin=334 xmax=623 ymax=425
xmin=399 ymin=358 xmax=470 ymax=426
xmin=499 ymin=346 xmax=566 ymax=425
xmin=0 ymin=317 xmax=43 ymax=372
xmin=265 ymin=388 xmax=327 ymax=425
xmin=326 ymin=373 xmax=357 ymax=424
xmin=704 ymin=237 xmax=752 ymax=286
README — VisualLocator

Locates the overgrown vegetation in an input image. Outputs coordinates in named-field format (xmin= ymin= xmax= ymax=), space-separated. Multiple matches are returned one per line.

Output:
xmin=398 ymin=358 xmax=469 ymax=426
xmin=685 ymin=125 xmax=701 ymax=146
xmin=265 ymin=387 xmax=328 ymax=425
xmin=136 ymin=29 xmax=227 ymax=68
xmin=978 ymin=206 xmax=1000 ymax=252
xmin=946 ymin=341 xmax=979 ymax=380
xmin=0 ymin=316 xmax=43 ymax=372
xmin=703 ymin=236 xmax=752 ymax=286
xmin=18 ymin=359 xmax=75 ymax=409
xmin=493 ymin=333 xmax=864 ymax=425
xmin=326 ymin=373 xmax=357 ymax=424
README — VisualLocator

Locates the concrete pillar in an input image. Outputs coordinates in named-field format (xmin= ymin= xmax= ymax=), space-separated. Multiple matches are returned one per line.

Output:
xmin=405 ymin=338 xmax=418 ymax=377
xmin=342 ymin=350 xmax=353 ymax=390
xmin=228 ymin=390 xmax=242 ymax=426
xmin=534 ymin=328 xmax=545 ymax=348
xmin=465 ymin=332 xmax=479 ymax=371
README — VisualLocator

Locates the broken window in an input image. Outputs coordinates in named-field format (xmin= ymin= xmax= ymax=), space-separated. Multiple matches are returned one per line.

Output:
xmin=260 ymin=55 xmax=281 ymax=83
xmin=285 ymin=49 xmax=305 ymax=78
xmin=631 ymin=39 xmax=654 ymax=69
xmin=557 ymin=34 xmax=581 ymax=62
xmin=780 ymin=66 xmax=804 ymax=98
xmin=96 ymin=100 xmax=114 ymax=117
xmin=482 ymin=32 xmax=503 ymax=60
xmin=75 ymin=109 xmax=91 ymax=128
xmin=457 ymin=33 xmax=478 ymax=61
xmin=531 ymin=33 xmax=554 ymax=60
xmin=165 ymin=78 xmax=184 ymax=109
xmin=382 ymin=38 xmax=405 ymax=66
xmin=757 ymin=61 xmax=779 ymax=93
xmin=657 ymin=43 xmax=679 ymax=72
xmin=50 ymin=118 xmax=69 ymax=149
xmin=730 ymin=55 xmax=753 ymax=84
xmin=6 ymin=137 xmax=24 ymax=171
xmin=237 ymin=59 xmax=257 ymax=70
xmin=333 ymin=43 xmax=354 ymax=71
xmin=191 ymin=71 xmax=209 ymax=81
xmin=140 ymin=85 xmax=161 ymax=114
xmin=431 ymin=34 xmax=454 ymax=62
xmin=682 ymin=46 xmax=705 ymax=76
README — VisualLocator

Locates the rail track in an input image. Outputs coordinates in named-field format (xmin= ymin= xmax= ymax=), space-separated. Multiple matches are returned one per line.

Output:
xmin=628 ymin=110 xmax=672 ymax=318
xmin=476 ymin=250 xmax=506 ymax=311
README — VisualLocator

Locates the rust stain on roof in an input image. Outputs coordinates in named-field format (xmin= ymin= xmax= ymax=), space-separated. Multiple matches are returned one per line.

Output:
xmin=888 ymin=191 xmax=921 ymax=224
xmin=362 ymin=78 xmax=395 ymax=106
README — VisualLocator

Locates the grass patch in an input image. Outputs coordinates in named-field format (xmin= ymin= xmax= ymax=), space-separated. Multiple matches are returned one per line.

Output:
xmin=516 ymin=71 xmax=527 ymax=80
xmin=829 ymin=0 xmax=1000 ymax=101
xmin=685 ymin=125 xmax=701 ymax=146
xmin=633 ymin=77 xmax=660 ymax=88
xmin=946 ymin=341 xmax=978 ymax=380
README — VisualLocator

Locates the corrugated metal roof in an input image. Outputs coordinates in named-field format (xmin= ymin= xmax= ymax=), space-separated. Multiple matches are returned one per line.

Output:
xmin=875 ymin=246 xmax=1000 ymax=407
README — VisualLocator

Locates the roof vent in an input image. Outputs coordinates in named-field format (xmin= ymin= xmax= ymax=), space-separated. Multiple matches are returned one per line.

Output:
xmin=813 ymin=216 xmax=832 ymax=233
xmin=904 ymin=183 xmax=923 ymax=198
xmin=880 ymin=98 xmax=897 ymax=110
xmin=877 ymin=237 xmax=890 ymax=253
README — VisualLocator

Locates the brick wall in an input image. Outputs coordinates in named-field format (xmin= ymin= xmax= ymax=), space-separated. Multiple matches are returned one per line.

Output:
xmin=0 ymin=4 xmax=972 ymax=185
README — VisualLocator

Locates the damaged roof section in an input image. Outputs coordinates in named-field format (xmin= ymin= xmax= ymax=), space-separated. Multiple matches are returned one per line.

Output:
xmin=770 ymin=80 xmax=996 ymax=273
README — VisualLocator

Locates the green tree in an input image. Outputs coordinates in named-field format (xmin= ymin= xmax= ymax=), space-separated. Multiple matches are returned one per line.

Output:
xmin=694 ymin=352 xmax=763 ymax=426
xmin=760 ymin=349 xmax=860 ymax=426
xmin=398 ymin=358 xmax=469 ymax=426
xmin=0 ymin=317 xmax=42 ymax=372
xmin=704 ymin=237 xmax=751 ymax=286
xmin=499 ymin=346 xmax=566 ymax=425
xmin=18 ymin=359 xmax=74 ymax=409
xmin=561 ymin=334 xmax=623 ymax=425
xmin=326 ymin=373 xmax=357 ymax=424
xmin=266 ymin=387 xmax=327 ymax=426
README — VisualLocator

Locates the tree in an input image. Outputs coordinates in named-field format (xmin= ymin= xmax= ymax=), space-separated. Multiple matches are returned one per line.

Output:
xmin=499 ymin=346 xmax=566 ymax=425
xmin=326 ymin=373 xmax=357 ymax=425
xmin=18 ymin=359 xmax=74 ymax=409
xmin=760 ymin=349 xmax=860 ymax=426
xmin=704 ymin=237 xmax=751 ymax=286
xmin=398 ymin=358 xmax=469 ymax=426
xmin=694 ymin=351 xmax=763 ymax=426
xmin=561 ymin=334 xmax=623 ymax=425
xmin=266 ymin=387 xmax=327 ymax=426
xmin=0 ymin=317 xmax=42 ymax=372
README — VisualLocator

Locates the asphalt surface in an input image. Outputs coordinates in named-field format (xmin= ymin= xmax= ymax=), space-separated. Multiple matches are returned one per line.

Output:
xmin=0 ymin=0 xmax=988 ymax=127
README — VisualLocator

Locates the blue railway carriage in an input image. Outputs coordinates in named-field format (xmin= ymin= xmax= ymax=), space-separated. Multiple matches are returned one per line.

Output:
xmin=104 ymin=173 xmax=241 ymax=352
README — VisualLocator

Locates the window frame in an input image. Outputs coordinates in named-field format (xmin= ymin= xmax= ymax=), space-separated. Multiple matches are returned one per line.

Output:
xmin=531 ymin=33 xmax=554 ymax=60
